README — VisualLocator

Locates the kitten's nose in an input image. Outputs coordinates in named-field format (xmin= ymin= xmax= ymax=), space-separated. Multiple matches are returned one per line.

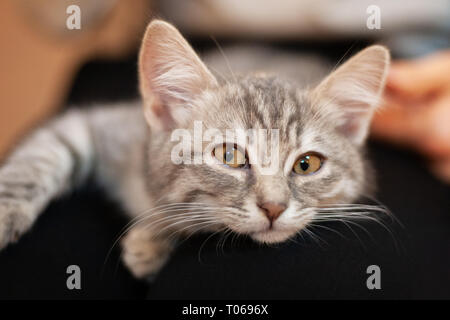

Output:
xmin=258 ymin=202 xmax=287 ymax=223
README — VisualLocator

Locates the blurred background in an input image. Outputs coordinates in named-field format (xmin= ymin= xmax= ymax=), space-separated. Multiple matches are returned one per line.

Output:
xmin=0 ymin=0 xmax=449 ymax=299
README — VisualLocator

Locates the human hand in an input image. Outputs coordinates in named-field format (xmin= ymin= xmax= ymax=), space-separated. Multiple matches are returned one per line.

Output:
xmin=371 ymin=50 xmax=450 ymax=183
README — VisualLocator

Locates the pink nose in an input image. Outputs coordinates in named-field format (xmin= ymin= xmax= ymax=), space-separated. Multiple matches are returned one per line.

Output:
xmin=258 ymin=202 xmax=287 ymax=223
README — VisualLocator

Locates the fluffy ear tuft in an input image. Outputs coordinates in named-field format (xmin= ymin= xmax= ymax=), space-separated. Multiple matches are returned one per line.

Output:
xmin=312 ymin=45 xmax=390 ymax=145
xmin=138 ymin=20 xmax=217 ymax=131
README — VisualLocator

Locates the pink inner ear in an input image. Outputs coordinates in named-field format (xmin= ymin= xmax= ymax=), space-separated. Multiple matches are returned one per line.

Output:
xmin=330 ymin=90 xmax=378 ymax=145
xmin=338 ymin=110 xmax=371 ymax=141
xmin=150 ymin=95 xmax=176 ymax=130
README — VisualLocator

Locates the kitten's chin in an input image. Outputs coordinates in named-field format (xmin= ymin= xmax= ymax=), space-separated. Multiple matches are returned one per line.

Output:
xmin=249 ymin=229 xmax=294 ymax=244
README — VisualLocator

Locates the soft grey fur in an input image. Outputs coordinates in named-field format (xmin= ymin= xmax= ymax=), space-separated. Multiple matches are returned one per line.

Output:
xmin=0 ymin=20 xmax=389 ymax=278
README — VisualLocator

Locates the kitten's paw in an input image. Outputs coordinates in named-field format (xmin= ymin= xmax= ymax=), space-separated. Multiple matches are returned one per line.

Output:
xmin=0 ymin=200 xmax=34 ymax=250
xmin=121 ymin=229 xmax=172 ymax=279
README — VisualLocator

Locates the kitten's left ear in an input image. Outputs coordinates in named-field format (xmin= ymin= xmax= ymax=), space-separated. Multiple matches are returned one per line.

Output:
xmin=138 ymin=20 xmax=218 ymax=131
xmin=312 ymin=45 xmax=390 ymax=146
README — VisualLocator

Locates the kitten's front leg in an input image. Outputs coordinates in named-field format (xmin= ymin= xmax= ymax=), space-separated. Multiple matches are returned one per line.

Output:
xmin=0 ymin=111 xmax=93 ymax=249
xmin=0 ymin=195 xmax=35 ymax=249
xmin=0 ymin=145 xmax=65 ymax=249
xmin=121 ymin=226 xmax=174 ymax=279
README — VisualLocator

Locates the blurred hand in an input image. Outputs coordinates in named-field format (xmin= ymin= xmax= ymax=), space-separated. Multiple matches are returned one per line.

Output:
xmin=371 ymin=50 xmax=450 ymax=183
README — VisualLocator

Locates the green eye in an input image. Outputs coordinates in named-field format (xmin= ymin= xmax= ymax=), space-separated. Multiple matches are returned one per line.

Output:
xmin=213 ymin=144 xmax=247 ymax=168
xmin=293 ymin=153 xmax=323 ymax=175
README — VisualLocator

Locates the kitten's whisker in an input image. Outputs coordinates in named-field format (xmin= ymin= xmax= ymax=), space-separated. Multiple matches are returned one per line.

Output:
xmin=197 ymin=220 xmax=248 ymax=263
xmin=230 ymin=229 xmax=242 ymax=247
xmin=316 ymin=205 xmax=389 ymax=214
xmin=110 ymin=206 xmax=222 ymax=248
xmin=104 ymin=204 xmax=201 ymax=269
xmin=126 ymin=205 xmax=226 ymax=231
xmin=312 ymin=214 xmax=378 ymax=249
xmin=106 ymin=203 xmax=245 ymax=274
xmin=216 ymin=229 xmax=227 ymax=255
xmin=307 ymin=222 xmax=348 ymax=240
xmin=315 ymin=209 xmax=397 ymax=242
xmin=218 ymin=228 xmax=235 ymax=255
xmin=330 ymin=44 xmax=356 ymax=74
xmin=317 ymin=201 xmax=402 ymax=230
xmin=166 ymin=220 xmax=222 ymax=242
xmin=149 ymin=214 xmax=219 ymax=237
xmin=116 ymin=202 xmax=222 ymax=240
xmin=300 ymin=226 xmax=328 ymax=248
xmin=360 ymin=194 xmax=404 ymax=227
xmin=314 ymin=214 xmax=376 ymax=220
xmin=141 ymin=207 xmax=238 ymax=238
xmin=104 ymin=205 xmax=227 ymax=268
xmin=169 ymin=219 xmax=229 ymax=244
xmin=141 ymin=212 xmax=219 ymax=233
xmin=114 ymin=218 xmax=225 ymax=270
xmin=326 ymin=218 xmax=368 ymax=250
xmin=197 ymin=227 xmax=230 ymax=263
xmin=225 ymin=211 xmax=251 ymax=218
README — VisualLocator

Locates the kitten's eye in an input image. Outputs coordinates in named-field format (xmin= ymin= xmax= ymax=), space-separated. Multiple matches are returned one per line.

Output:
xmin=213 ymin=144 xmax=248 ymax=168
xmin=293 ymin=153 xmax=324 ymax=175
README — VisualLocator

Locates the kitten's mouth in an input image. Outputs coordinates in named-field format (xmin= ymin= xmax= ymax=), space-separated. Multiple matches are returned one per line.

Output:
xmin=249 ymin=227 xmax=294 ymax=244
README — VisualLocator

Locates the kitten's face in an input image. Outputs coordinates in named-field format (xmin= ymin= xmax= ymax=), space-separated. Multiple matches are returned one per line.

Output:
xmin=139 ymin=21 xmax=389 ymax=244
xmin=160 ymin=77 xmax=367 ymax=243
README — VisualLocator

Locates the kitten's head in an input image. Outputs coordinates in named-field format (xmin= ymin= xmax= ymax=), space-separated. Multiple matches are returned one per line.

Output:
xmin=139 ymin=20 xmax=390 ymax=243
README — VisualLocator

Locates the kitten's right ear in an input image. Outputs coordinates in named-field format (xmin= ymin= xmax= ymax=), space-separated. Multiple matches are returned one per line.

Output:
xmin=138 ymin=20 xmax=217 ymax=131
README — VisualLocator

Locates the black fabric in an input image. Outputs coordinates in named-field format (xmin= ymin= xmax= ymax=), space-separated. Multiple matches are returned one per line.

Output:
xmin=0 ymin=43 xmax=449 ymax=299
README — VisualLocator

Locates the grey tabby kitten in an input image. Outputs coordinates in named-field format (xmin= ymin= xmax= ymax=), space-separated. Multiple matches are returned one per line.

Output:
xmin=0 ymin=20 xmax=389 ymax=278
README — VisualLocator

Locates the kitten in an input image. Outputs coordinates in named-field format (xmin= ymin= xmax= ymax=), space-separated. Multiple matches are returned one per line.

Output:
xmin=0 ymin=20 xmax=389 ymax=278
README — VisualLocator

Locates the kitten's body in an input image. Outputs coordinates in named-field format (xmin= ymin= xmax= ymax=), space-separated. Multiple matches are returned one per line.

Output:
xmin=0 ymin=21 xmax=389 ymax=278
